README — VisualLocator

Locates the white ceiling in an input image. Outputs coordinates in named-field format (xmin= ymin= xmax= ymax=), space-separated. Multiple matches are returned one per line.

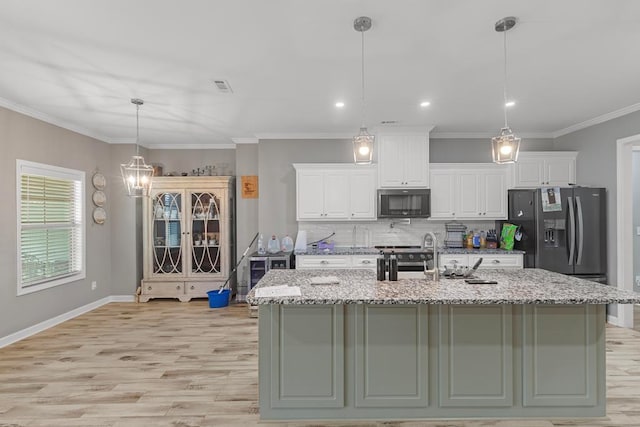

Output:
xmin=2 ymin=0 xmax=640 ymax=147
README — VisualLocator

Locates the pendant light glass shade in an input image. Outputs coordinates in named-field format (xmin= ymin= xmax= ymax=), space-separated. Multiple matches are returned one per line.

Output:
xmin=491 ymin=127 xmax=521 ymax=164
xmin=492 ymin=17 xmax=520 ymax=164
xmin=120 ymin=98 xmax=154 ymax=197
xmin=353 ymin=127 xmax=374 ymax=164
xmin=353 ymin=16 xmax=374 ymax=165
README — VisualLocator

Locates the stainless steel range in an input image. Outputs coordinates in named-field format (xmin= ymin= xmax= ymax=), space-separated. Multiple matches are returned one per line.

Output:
xmin=375 ymin=245 xmax=435 ymax=272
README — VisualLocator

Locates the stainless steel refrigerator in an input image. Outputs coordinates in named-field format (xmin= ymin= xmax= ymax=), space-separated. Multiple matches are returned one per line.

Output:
xmin=502 ymin=187 xmax=606 ymax=281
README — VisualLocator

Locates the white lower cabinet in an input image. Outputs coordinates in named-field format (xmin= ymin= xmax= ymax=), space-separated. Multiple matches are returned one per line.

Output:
xmin=439 ymin=253 xmax=523 ymax=270
xmin=296 ymin=255 xmax=377 ymax=270
xmin=295 ymin=164 xmax=376 ymax=221
xmin=429 ymin=164 xmax=508 ymax=220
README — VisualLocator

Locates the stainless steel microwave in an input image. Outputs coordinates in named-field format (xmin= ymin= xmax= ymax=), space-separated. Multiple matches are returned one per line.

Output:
xmin=377 ymin=189 xmax=431 ymax=218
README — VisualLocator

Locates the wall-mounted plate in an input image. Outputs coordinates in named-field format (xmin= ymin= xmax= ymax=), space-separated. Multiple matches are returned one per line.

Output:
xmin=92 ymin=172 xmax=106 ymax=190
xmin=93 ymin=207 xmax=106 ymax=224
xmin=92 ymin=190 xmax=106 ymax=207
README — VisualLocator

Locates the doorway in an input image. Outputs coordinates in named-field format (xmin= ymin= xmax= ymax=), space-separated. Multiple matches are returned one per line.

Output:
xmin=615 ymin=136 xmax=640 ymax=328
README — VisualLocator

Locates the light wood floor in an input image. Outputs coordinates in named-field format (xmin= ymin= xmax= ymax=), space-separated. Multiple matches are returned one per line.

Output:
xmin=1 ymin=301 xmax=640 ymax=427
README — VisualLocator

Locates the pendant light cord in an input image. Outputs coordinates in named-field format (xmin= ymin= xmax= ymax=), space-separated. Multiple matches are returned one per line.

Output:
xmin=135 ymin=103 xmax=140 ymax=156
xmin=360 ymin=29 xmax=366 ymax=128
xmin=503 ymin=28 xmax=508 ymax=129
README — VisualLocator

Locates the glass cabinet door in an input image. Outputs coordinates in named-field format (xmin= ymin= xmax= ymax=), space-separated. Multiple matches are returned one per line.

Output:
xmin=151 ymin=192 xmax=183 ymax=274
xmin=190 ymin=191 xmax=222 ymax=275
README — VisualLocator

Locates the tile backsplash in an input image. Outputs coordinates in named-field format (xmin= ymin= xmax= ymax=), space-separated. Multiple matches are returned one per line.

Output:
xmin=296 ymin=219 xmax=497 ymax=249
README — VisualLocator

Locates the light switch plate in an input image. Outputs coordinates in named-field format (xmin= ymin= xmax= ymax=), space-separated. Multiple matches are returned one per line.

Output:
xmin=637 ymin=226 xmax=640 ymax=236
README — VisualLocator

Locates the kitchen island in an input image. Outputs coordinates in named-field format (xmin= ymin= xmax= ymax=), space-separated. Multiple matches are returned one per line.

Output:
xmin=247 ymin=269 xmax=640 ymax=421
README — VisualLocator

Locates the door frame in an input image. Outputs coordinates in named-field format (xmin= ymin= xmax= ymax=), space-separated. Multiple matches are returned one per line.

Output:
xmin=615 ymin=135 xmax=640 ymax=328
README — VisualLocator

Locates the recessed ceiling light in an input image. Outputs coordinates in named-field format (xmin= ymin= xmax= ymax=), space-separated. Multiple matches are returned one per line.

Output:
xmin=505 ymin=101 xmax=516 ymax=107
xmin=335 ymin=101 xmax=345 ymax=108
xmin=420 ymin=101 xmax=431 ymax=107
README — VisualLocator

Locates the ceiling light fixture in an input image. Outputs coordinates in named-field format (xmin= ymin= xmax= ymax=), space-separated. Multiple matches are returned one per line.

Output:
xmin=491 ymin=16 xmax=520 ymax=164
xmin=120 ymin=98 xmax=154 ymax=197
xmin=420 ymin=101 xmax=431 ymax=107
xmin=335 ymin=101 xmax=345 ymax=108
xmin=353 ymin=16 xmax=374 ymax=164
xmin=505 ymin=101 xmax=515 ymax=107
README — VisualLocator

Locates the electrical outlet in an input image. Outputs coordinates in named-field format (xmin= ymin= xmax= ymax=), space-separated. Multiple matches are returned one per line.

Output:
xmin=635 ymin=276 xmax=640 ymax=287
xmin=91 ymin=281 xmax=97 ymax=290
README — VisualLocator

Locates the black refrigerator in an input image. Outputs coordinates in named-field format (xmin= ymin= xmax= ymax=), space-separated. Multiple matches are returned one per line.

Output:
xmin=501 ymin=188 xmax=607 ymax=282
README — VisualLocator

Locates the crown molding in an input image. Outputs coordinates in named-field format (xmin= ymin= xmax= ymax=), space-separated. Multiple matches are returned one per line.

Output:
xmin=232 ymin=137 xmax=259 ymax=144
xmin=553 ymin=102 xmax=640 ymax=138
xmin=144 ymin=143 xmax=236 ymax=150
xmin=0 ymin=96 xmax=111 ymax=143
xmin=254 ymin=132 xmax=353 ymax=140
xmin=430 ymin=131 xmax=554 ymax=139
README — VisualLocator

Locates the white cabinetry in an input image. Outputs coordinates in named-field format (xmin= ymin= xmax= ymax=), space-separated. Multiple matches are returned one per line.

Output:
xmin=378 ymin=130 xmax=430 ymax=188
xmin=429 ymin=164 xmax=508 ymax=220
xmin=511 ymin=152 xmax=577 ymax=188
xmin=295 ymin=164 xmax=376 ymax=221
xmin=439 ymin=253 xmax=523 ymax=269
xmin=141 ymin=177 xmax=235 ymax=302
xmin=296 ymin=255 xmax=378 ymax=270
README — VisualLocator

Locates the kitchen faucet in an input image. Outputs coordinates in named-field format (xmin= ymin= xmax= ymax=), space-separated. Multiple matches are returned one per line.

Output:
xmin=422 ymin=231 xmax=439 ymax=281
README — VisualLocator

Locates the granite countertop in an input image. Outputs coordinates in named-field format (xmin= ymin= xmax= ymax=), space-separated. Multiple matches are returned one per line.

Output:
xmin=246 ymin=268 xmax=640 ymax=305
xmin=438 ymin=248 xmax=526 ymax=255
xmin=295 ymin=248 xmax=380 ymax=256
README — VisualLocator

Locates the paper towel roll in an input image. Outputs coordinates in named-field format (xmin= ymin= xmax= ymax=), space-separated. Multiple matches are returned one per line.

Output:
xmin=294 ymin=230 xmax=307 ymax=251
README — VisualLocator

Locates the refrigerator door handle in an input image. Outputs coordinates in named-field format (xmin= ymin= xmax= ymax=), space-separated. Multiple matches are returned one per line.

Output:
xmin=567 ymin=196 xmax=575 ymax=265
xmin=576 ymin=196 xmax=584 ymax=265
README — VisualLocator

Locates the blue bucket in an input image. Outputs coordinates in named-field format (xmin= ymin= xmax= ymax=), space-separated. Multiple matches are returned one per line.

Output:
xmin=207 ymin=289 xmax=230 ymax=308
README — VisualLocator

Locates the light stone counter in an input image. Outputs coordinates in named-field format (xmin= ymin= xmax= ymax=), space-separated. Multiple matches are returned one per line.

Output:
xmin=247 ymin=268 xmax=640 ymax=305
xmin=438 ymin=247 xmax=525 ymax=254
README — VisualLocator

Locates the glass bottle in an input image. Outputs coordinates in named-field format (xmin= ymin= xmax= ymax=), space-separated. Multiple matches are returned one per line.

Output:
xmin=388 ymin=251 xmax=398 ymax=281
xmin=257 ymin=234 xmax=265 ymax=255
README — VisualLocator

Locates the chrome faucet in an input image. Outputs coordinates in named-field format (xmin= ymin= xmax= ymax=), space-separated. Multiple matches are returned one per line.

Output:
xmin=422 ymin=231 xmax=439 ymax=281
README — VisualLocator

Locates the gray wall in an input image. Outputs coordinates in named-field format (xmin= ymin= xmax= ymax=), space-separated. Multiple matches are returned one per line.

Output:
xmin=235 ymin=144 xmax=259 ymax=286
xmin=634 ymin=151 xmax=640 ymax=293
xmin=554 ymin=110 xmax=640 ymax=313
xmin=430 ymin=138 xmax=555 ymax=163
xmin=0 ymin=106 xmax=116 ymax=337
xmin=147 ymin=149 xmax=235 ymax=176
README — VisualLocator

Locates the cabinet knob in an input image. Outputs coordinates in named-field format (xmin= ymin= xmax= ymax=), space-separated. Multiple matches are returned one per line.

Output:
xmin=493 ymin=260 xmax=500 ymax=264
xmin=320 ymin=260 xmax=329 ymax=264
xmin=483 ymin=212 xmax=486 ymax=215
xmin=191 ymin=285 xmax=195 ymax=290
xmin=452 ymin=213 xmax=455 ymax=216
xmin=478 ymin=212 xmax=481 ymax=215
xmin=362 ymin=260 xmax=371 ymax=264
xmin=148 ymin=286 xmax=152 ymax=290
xmin=352 ymin=213 xmax=354 ymax=216
xmin=451 ymin=260 xmax=458 ymax=264
xmin=176 ymin=285 xmax=181 ymax=290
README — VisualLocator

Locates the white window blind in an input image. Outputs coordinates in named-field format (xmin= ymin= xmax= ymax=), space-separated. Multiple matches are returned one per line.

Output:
xmin=17 ymin=160 xmax=85 ymax=295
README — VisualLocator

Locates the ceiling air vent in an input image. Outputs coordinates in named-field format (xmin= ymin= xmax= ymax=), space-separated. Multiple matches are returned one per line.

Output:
xmin=212 ymin=79 xmax=233 ymax=93
xmin=381 ymin=120 xmax=398 ymax=125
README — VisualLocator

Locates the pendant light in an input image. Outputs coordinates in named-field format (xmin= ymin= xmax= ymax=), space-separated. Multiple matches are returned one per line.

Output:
xmin=120 ymin=98 xmax=154 ymax=197
xmin=353 ymin=16 xmax=374 ymax=164
xmin=491 ymin=16 xmax=521 ymax=164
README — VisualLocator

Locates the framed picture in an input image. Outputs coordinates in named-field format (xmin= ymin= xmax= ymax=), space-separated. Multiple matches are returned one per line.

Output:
xmin=242 ymin=175 xmax=258 ymax=198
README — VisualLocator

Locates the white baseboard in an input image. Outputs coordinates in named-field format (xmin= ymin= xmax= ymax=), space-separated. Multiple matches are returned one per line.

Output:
xmin=0 ymin=295 xmax=135 ymax=349
xmin=607 ymin=314 xmax=619 ymax=326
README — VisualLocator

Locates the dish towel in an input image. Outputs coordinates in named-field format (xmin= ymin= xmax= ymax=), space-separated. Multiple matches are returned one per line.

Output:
xmin=309 ymin=276 xmax=340 ymax=285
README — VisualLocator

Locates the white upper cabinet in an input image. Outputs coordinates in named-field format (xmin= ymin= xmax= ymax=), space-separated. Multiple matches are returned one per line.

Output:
xmin=294 ymin=164 xmax=376 ymax=221
xmin=510 ymin=152 xmax=577 ymax=188
xmin=377 ymin=130 xmax=430 ymax=188
xmin=429 ymin=164 xmax=508 ymax=220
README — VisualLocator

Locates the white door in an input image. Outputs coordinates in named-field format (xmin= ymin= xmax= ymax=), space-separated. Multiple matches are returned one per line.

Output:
xmin=458 ymin=171 xmax=482 ymax=218
xmin=545 ymin=158 xmax=576 ymax=186
xmin=297 ymin=170 xmax=325 ymax=219
xmin=378 ymin=135 xmax=406 ymax=187
xmin=349 ymin=169 xmax=376 ymax=219
xmin=482 ymin=171 xmax=507 ymax=218
xmin=429 ymin=170 xmax=457 ymax=218
xmin=513 ymin=158 xmax=544 ymax=188
xmin=323 ymin=170 xmax=350 ymax=218
xmin=403 ymin=135 xmax=429 ymax=187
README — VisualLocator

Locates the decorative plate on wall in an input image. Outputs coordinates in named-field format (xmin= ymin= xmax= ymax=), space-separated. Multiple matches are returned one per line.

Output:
xmin=92 ymin=172 xmax=106 ymax=190
xmin=92 ymin=207 xmax=107 ymax=224
xmin=92 ymin=190 xmax=106 ymax=207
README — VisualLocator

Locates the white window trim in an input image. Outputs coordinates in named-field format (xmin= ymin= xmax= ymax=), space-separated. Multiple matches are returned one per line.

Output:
xmin=16 ymin=160 xmax=86 ymax=296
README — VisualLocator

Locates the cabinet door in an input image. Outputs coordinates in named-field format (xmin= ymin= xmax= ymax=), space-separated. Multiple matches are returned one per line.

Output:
xmin=149 ymin=191 xmax=184 ymax=277
xmin=323 ymin=170 xmax=350 ymax=218
xmin=349 ymin=169 xmax=376 ymax=219
xmin=482 ymin=171 xmax=507 ymax=219
xmin=402 ymin=135 xmax=429 ymax=187
xmin=512 ymin=158 xmax=544 ymax=188
xmin=188 ymin=191 xmax=223 ymax=277
xmin=297 ymin=170 xmax=325 ymax=219
xmin=429 ymin=170 xmax=457 ymax=218
xmin=457 ymin=171 xmax=483 ymax=218
xmin=378 ymin=135 xmax=406 ymax=187
xmin=545 ymin=158 xmax=576 ymax=186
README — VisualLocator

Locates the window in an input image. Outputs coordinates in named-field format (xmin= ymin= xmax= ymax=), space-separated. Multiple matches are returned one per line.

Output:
xmin=17 ymin=160 xmax=85 ymax=295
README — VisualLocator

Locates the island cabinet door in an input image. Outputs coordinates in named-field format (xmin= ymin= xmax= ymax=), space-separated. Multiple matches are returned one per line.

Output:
xmin=438 ymin=305 xmax=513 ymax=407
xmin=268 ymin=305 xmax=344 ymax=408
xmin=522 ymin=305 xmax=603 ymax=407
xmin=354 ymin=305 xmax=429 ymax=408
